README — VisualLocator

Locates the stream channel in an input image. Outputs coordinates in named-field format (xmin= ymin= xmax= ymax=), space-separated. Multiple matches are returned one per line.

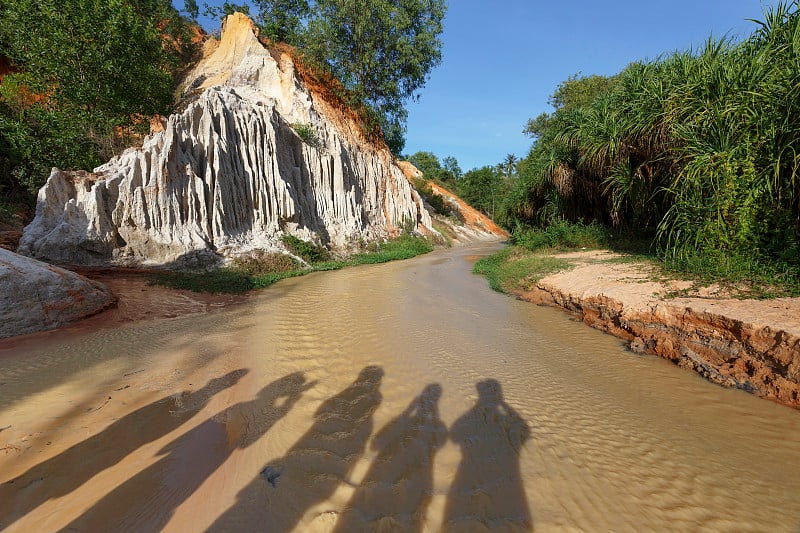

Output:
xmin=1 ymin=243 xmax=800 ymax=532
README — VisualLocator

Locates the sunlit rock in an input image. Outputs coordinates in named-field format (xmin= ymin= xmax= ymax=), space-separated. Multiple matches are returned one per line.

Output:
xmin=19 ymin=12 xmax=432 ymax=266
xmin=0 ymin=248 xmax=114 ymax=338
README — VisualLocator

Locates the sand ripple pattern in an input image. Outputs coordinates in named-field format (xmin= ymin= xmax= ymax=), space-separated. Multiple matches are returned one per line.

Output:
xmin=1 ymin=244 xmax=800 ymax=532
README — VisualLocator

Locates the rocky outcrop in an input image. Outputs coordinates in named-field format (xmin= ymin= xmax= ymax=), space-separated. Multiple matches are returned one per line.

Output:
xmin=517 ymin=251 xmax=800 ymax=409
xmin=18 ymin=13 xmax=433 ymax=267
xmin=0 ymin=249 xmax=115 ymax=338
xmin=396 ymin=161 xmax=507 ymax=245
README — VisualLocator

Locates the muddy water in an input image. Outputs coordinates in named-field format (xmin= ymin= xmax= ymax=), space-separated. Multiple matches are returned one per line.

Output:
xmin=2 ymin=244 xmax=800 ymax=532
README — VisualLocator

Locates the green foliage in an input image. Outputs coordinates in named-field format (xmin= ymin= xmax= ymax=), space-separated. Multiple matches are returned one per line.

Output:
xmin=350 ymin=233 xmax=433 ymax=264
xmin=473 ymin=246 xmax=570 ymax=293
xmin=406 ymin=151 xmax=461 ymax=188
xmin=502 ymin=1 xmax=800 ymax=288
xmin=0 ymin=0 xmax=196 ymax=197
xmin=152 ymin=235 xmax=433 ymax=293
xmin=305 ymin=0 xmax=445 ymax=155
xmin=282 ymin=234 xmax=331 ymax=263
xmin=512 ymin=220 xmax=611 ymax=251
xmin=548 ymin=73 xmax=617 ymax=111
xmin=153 ymin=268 xmax=258 ymax=293
xmin=231 ymin=250 xmax=301 ymax=275
xmin=253 ymin=0 xmax=310 ymax=43
xmin=203 ymin=1 xmax=251 ymax=20
xmin=459 ymin=165 xmax=509 ymax=220
xmin=290 ymin=122 xmax=321 ymax=148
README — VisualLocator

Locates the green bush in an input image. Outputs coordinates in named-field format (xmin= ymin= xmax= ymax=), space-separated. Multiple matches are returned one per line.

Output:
xmin=231 ymin=250 xmax=301 ymax=276
xmin=512 ymin=220 xmax=611 ymax=251
xmin=290 ymin=123 xmax=321 ymax=149
xmin=282 ymin=234 xmax=330 ymax=263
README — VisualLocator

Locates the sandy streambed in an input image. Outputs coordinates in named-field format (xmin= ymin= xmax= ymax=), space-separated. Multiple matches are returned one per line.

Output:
xmin=2 ymin=244 xmax=800 ymax=532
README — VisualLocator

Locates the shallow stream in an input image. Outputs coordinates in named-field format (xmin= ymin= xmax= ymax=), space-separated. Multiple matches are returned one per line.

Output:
xmin=1 ymin=244 xmax=799 ymax=531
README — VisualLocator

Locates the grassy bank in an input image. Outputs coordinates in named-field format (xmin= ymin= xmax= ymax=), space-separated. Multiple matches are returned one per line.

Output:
xmin=151 ymin=234 xmax=434 ymax=294
xmin=477 ymin=221 xmax=800 ymax=299
xmin=473 ymin=246 xmax=571 ymax=293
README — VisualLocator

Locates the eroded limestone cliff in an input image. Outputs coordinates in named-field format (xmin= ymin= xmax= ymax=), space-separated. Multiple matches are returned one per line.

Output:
xmin=19 ymin=13 xmax=432 ymax=267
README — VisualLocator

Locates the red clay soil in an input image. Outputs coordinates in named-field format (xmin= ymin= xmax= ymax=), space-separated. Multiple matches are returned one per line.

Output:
xmin=264 ymin=41 xmax=388 ymax=151
xmin=515 ymin=251 xmax=800 ymax=410
xmin=0 ymin=268 xmax=248 ymax=354
xmin=428 ymin=182 xmax=508 ymax=237
xmin=396 ymin=161 xmax=508 ymax=238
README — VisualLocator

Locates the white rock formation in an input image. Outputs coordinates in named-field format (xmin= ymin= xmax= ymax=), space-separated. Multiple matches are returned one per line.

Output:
xmin=0 ymin=248 xmax=114 ymax=338
xmin=19 ymin=13 xmax=433 ymax=267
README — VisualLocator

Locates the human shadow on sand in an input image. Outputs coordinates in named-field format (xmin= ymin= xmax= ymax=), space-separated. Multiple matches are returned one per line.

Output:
xmin=58 ymin=371 xmax=315 ymax=532
xmin=0 ymin=369 xmax=249 ymax=530
xmin=333 ymin=383 xmax=447 ymax=533
xmin=206 ymin=365 xmax=384 ymax=533
xmin=442 ymin=378 xmax=532 ymax=532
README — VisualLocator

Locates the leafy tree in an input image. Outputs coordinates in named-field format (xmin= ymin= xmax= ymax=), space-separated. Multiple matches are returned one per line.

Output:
xmin=460 ymin=166 xmax=505 ymax=218
xmin=203 ymin=1 xmax=251 ymax=21
xmin=500 ymin=153 xmax=518 ymax=178
xmin=406 ymin=151 xmax=460 ymax=187
xmin=548 ymin=73 xmax=616 ymax=111
xmin=183 ymin=0 xmax=200 ymax=21
xmin=442 ymin=156 xmax=462 ymax=181
xmin=0 ymin=0 xmax=195 ymax=198
xmin=253 ymin=0 xmax=310 ymax=43
xmin=304 ymin=0 xmax=445 ymax=155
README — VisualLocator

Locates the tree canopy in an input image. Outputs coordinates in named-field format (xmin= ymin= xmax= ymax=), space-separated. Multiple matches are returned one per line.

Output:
xmin=0 ymin=0 xmax=196 ymax=198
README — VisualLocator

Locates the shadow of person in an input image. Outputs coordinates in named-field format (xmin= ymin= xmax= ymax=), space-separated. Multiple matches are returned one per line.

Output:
xmin=206 ymin=365 xmax=385 ymax=533
xmin=0 ymin=369 xmax=249 ymax=530
xmin=333 ymin=383 xmax=447 ymax=533
xmin=442 ymin=379 xmax=532 ymax=532
xmin=58 ymin=371 xmax=315 ymax=532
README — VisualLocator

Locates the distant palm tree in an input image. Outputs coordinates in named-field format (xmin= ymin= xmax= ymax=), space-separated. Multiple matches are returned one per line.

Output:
xmin=502 ymin=154 xmax=518 ymax=178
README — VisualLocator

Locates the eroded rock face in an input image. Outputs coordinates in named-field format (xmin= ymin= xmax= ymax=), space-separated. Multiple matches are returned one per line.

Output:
xmin=0 ymin=249 xmax=115 ymax=338
xmin=396 ymin=161 xmax=508 ymax=245
xmin=519 ymin=253 xmax=800 ymax=409
xmin=19 ymin=13 xmax=432 ymax=267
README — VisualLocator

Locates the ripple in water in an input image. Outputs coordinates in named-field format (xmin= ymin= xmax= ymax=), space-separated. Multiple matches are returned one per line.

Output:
xmin=1 ymin=244 xmax=799 ymax=532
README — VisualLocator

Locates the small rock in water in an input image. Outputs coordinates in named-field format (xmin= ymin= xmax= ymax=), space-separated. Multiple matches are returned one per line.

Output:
xmin=260 ymin=465 xmax=281 ymax=488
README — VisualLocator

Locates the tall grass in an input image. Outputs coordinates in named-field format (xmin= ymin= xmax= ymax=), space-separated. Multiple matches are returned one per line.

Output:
xmin=473 ymin=247 xmax=570 ymax=293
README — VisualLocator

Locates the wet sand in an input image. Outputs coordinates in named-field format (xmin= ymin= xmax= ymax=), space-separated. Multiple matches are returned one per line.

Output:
xmin=2 ymin=245 xmax=800 ymax=531
xmin=0 ymin=270 xmax=247 ymax=358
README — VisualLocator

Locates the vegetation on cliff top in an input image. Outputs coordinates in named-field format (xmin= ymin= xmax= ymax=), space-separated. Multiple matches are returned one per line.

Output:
xmin=195 ymin=0 xmax=446 ymax=155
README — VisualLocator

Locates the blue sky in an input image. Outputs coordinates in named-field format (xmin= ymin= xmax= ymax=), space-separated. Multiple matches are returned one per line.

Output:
xmin=180 ymin=1 xmax=781 ymax=170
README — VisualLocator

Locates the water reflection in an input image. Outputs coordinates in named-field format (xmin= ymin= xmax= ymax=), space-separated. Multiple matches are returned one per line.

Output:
xmin=59 ymin=372 xmax=313 ymax=531
xmin=443 ymin=378 xmax=532 ymax=532
xmin=0 ymin=369 xmax=249 ymax=530
xmin=207 ymin=366 xmax=384 ymax=532
xmin=333 ymin=383 xmax=446 ymax=532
